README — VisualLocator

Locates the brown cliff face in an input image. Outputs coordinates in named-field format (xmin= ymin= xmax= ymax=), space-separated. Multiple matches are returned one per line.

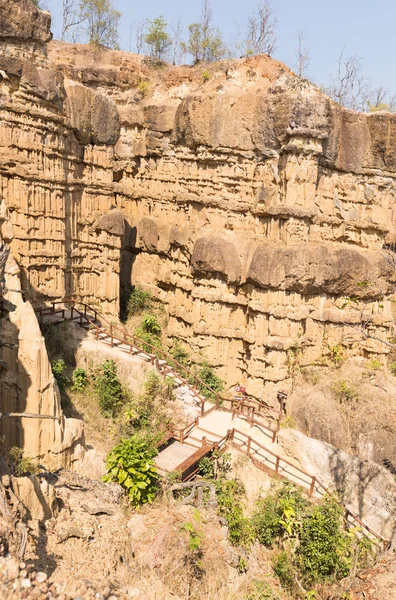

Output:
xmin=1 ymin=0 xmax=396 ymax=407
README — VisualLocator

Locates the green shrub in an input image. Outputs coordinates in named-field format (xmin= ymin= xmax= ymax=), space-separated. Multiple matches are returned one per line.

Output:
xmin=253 ymin=483 xmax=308 ymax=547
xmin=8 ymin=447 xmax=40 ymax=476
xmin=333 ymin=380 xmax=359 ymax=403
xmin=94 ymin=359 xmax=123 ymax=418
xmin=123 ymin=370 xmax=174 ymax=433
xmin=140 ymin=314 xmax=161 ymax=335
xmin=72 ymin=367 xmax=87 ymax=392
xmin=202 ymin=69 xmax=210 ymax=82
xmin=216 ymin=479 xmax=255 ymax=548
xmin=51 ymin=359 xmax=69 ymax=394
xmin=390 ymin=362 xmax=396 ymax=376
xmin=196 ymin=361 xmax=224 ymax=400
xmin=199 ymin=451 xmax=232 ymax=480
xmin=244 ymin=580 xmax=279 ymax=600
xmin=272 ymin=551 xmax=294 ymax=590
xmin=365 ymin=359 xmax=381 ymax=371
xmin=103 ymin=433 xmax=159 ymax=506
xmin=329 ymin=344 xmax=344 ymax=366
xmin=296 ymin=496 xmax=351 ymax=585
xmin=169 ymin=339 xmax=190 ymax=368
xmin=127 ymin=286 xmax=153 ymax=316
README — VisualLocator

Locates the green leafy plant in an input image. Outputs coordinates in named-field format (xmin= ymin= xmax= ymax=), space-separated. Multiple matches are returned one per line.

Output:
xmin=140 ymin=314 xmax=161 ymax=335
xmin=103 ymin=433 xmax=159 ymax=506
xmin=365 ymin=358 xmax=381 ymax=371
xmin=51 ymin=359 xmax=69 ymax=394
xmin=329 ymin=344 xmax=344 ymax=366
xmin=244 ymin=580 xmax=279 ymax=599
xmin=127 ymin=286 xmax=153 ymax=316
xmin=196 ymin=361 xmax=224 ymax=400
xmin=138 ymin=80 xmax=151 ymax=97
xmin=253 ymin=483 xmax=308 ymax=547
xmin=72 ymin=367 xmax=88 ymax=392
xmin=216 ymin=479 xmax=255 ymax=548
xmin=169 ymin=339 xmax=190 ymax=367
xmin=8 ymin=447 xmax=40 ymax=476
xmin=94 ymin=359 xmax=123 ymax=418
xmin=180 ymin=521 xmax=204 ymax=551
xmin=333 ymin=380 xmax=359 ymax=404
xmin=273 ymin=551 xmax=294 ymax=591
xmin=202 ymin=69 xmax=210 ymax=82
xmin=390 ymin=362 xmax=396 ymax=376
xmin=296 ymin=496 xmax=352 ymax=585
xmin=199 ymin=450 xmax=232 ymax=480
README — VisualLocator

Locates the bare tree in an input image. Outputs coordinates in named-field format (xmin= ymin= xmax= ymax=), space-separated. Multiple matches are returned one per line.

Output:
xmin=129 ymin=19 xmax=146 ymax=54
xmin=244 ymin=0 xmax=277 ymax=57
xmin=327 ymin=47 xmax=371 ymax=112
xmin=367 ymin=86 xmax=396 ymax=113
xmin=61 ymin=0 xmax=84 ymax=41
xmin=294 ymin=29 xmax=310 ymax=78
xmin=170 ymin=15 xmax=184 ymax=65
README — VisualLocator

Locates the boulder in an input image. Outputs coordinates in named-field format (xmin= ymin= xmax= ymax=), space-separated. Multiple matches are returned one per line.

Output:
xmin=96 ymin=209 xmax=125 ymax=237
xmin=247 ymin=244 xmax=395 ymax=298
xmin=191 ymin=235 xmax=242 ymax=285
xmin=65 ymin=81 xmax=120 ymax=146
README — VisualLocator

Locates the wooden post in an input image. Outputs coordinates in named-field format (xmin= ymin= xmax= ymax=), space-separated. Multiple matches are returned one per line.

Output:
xmin=215 ymin=393 xmax=219 ymax=408
xmin=275 ymin=456 xmax=280 ymax=474
xmin=247 ymin=437 xmax=251 ymax=456
xmin=79 ymin=315 xmax=83 ymax=326
xmin=227 ymin=429 xmax=234 ymax=442
xmin=201 ymin=402 xmax=205 ymax=417
xmin=51 ymin=302 xmax=55 ymax=315
xmin=94 ymin=310 xmax=97 ymax=323
xmin=96 ymin=328 xmax=99 ymax=340
xmin=163 ymin=366 xmax=167 ymax=379
xmin=71 ymin=306 xmax=74 ymax=320
xmin=309 ymin=477 xmax=316 ymax=497
xmin=201 ymin=436 xmax=207 ymax=447
xmin=180 ymin=429 xmax=184 ymax=443
xmin=84 ymin=305 xmax=87 ymax=316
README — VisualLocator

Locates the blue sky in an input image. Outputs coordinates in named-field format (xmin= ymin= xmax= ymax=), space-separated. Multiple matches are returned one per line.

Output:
xmin=45 ymin=0 xmax=396 ymax=92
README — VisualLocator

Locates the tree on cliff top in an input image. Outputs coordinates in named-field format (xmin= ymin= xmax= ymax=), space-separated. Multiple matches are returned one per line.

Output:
xmin=181 ymin=0 xmax=227 ymax=63
xmin=145 ymin=15 xmax=171 ymax=60
xmin=78 ymin=0 xmax=121 ymax=48
xmin=243 ymin=0 xmax=277 ymax=57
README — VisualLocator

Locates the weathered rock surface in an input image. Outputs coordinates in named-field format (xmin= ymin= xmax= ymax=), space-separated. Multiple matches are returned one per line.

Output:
xmin=278 ymin=427 xmax=396 ymax=541
xmin=1 ymin=0 xmax=396 ymax=407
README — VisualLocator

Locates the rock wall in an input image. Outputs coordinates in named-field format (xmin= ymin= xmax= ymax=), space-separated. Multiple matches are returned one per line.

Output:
xmin=1 ymin=0 xmax=396 ymax=405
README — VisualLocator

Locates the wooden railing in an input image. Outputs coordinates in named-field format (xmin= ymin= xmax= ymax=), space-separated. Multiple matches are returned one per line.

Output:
xmin=228 ymin=428 xmax=387 ymax=547
xmin=36 ymin=300 xmax=282 ymax=438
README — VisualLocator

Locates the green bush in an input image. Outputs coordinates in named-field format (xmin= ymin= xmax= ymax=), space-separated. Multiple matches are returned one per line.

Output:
xmin=72 ymin=367 xmax=87 ymax=392
xmin=390 ymin=362 xmax=396 ymax=376
xmin=51 ymin=359 xmax=69 ymax=394
xmin=123 ymin=370 xmax=174 ymax=433
xmin=127 ymin=286 xmax=153 ymax=316
xmin=140 ymin=314 xmax=161 ymax=335
xmin=216 ymin=479 xmax=255 ymax=548
xmin=94 ymin=360 xmax=123 ymax=418
xmin=103 ymin=433 xmax=159 ymax=506
xmin=272 ymin=551 xmax=294 ymax=591
xmin=196 ymin=361 xmax=224 ymax=400
xmin=169 ymin=339 xmax=190 ymax=368
xmin=297 ymin=496 xmax=351 ymax=585
xmin=8 ymin=447 xmax=40 ymax=476
xmin=244 ymin=580 xmax=280 ymax=600
xmin=253 ymin=483 xmax=308 ymax=547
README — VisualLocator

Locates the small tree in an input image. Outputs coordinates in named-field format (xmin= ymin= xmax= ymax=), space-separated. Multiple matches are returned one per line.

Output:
xmin=79 ymin=0 xmax=121 ymax=48
xmin=294 ymin=29 xmax=310 ymax=78
xmin=182 ymin=0 xmax=227 ymax=63
xmin=145 ymin=15 xmax=171 ymax=60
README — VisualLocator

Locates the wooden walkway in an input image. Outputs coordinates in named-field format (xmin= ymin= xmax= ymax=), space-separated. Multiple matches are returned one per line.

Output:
xmin=36 ymin=300 xmax=388 ymax=548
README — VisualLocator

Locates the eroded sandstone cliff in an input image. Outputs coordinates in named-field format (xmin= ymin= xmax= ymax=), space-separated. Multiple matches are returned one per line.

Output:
xmin=1 ymin=0 xmax=396 ymax=406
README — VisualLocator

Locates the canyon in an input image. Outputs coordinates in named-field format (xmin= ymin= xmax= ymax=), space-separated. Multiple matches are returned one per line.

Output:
xmin=0 ymin=1 xmax=396 ymax=597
